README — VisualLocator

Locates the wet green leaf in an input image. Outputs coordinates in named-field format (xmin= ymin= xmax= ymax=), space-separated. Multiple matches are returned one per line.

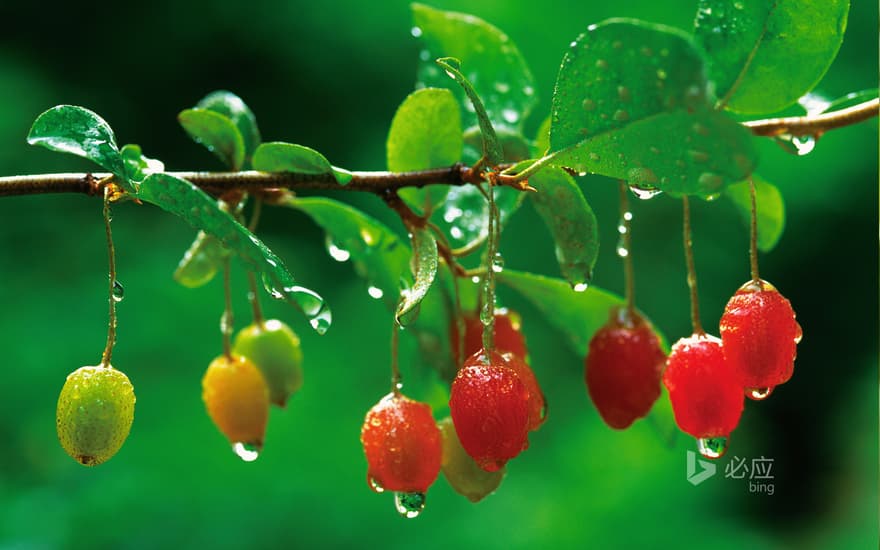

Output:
xmin=724 ymin=175 xmax=785 ymax=252
xmin=178 ymin=108 xmax=245 ymax=170
xmin=27 ymin=105 xmax=130 ymax=192
xmin=529 ymin=169 xmax=598 ymax=287
xmin=533 ymin=115 xmax=552 ymax=156
xmin=194 ymin=90 xmax=261 ymax=165
xmin=463 ymin=126 xmax=531 ymax=166
xmin=412 ymin=3 xmax=537 ymax=132
xmin=397 ymin=227 xmax=439 ymax=325
xmin=548 ymin=19 xmax=756 ymax=196
xmin=253 ymin=142 xmax=351 ymax=185
xmin=387 ymin=88 xmax=462 ymax=215
xmin=283 ymin=197 xmax=410 ymax=310
xmin=695 ymin=0 xmax=850 ymax=114
xmin=120 ymin=144 xmax=164 ymax=184
xmin=173 ymin=231 xmax=230 ymax=288
xmin=138 ymin=173 xmax=330 ymax=334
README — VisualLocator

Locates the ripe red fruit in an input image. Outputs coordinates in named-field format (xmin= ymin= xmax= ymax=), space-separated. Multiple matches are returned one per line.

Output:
xmin=451 ymin=308 xmax=527 ymax=366
xmin=662 ymin=333 xmax=744 ymax=450
xmin=720 ymin=280 xmax=802 ymax=398
xmin=449 ymin=350 xmax=530 ymax=472
xmin=501 ymin=352 xmax=546 ymax=431
xmin=585 ymin=308 xmax=666 ymax=430
xmin=360 ymin=392 xmax=442 ymax=494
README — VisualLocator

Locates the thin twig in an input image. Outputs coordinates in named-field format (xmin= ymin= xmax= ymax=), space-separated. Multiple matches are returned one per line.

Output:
xmin=682 ymin=197 xmax=704 ymax=336
xmin=744 ymin=98 xmax=879 ymax=137
xmin=99 ymin=186 xmax=118 ymax=367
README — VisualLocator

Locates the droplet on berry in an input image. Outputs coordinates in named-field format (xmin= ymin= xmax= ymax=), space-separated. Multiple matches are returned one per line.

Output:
xmin=720 ymin=279 xmax=801 ymax=395
xmin=662 ymin=333 xmax=743 ymax=450
xmin=202 ymin=354 xmax=269 ymax=457
xmin=233 ymin=319 xmax=304 ymax=407
xmin=232 ymin=441 xmax=260 ymax=462
xmin=449 ymin=350 xmax=530 ymax=472
xmin=585 ymin=308 xmax=666 ymax=430
xmin=697 ymin=436 xmax=728 ymax=459
xmin=501 ymin=352 xmax=547 ymax=431
xmin=394 ymin=491 xmax=426 ymax=519
xmin=437 ymin=416 xmax=505 ymax=502
xmin=747 ymin=387 xmax=773 ymax=400
xmin=56 ymin=365 xmax=136 ymax=466
xmin=360 ymin=393 xmax=442 ymax=494
xmin=450 ymin=308 xmax=528 ymax=366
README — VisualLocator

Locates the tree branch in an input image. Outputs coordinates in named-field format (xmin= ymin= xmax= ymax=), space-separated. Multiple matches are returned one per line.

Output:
xmin=743 ymin=98 xmax=879 ymax=137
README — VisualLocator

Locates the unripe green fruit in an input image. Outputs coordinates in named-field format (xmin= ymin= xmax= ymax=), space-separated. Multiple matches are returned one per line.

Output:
xmin=56 ymin=365 xmax=136 ymax=466
xmin=438 ymin=417 xmax=505 ymax=502
xmin=233 ymin=319 xmax=303 ymax=407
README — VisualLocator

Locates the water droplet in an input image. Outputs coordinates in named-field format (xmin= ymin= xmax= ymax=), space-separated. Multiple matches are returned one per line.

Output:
xmin=656 ymin=69 xmax=667 ymax=80
xmin=629 ymin=186 xmax=663 ymax=200
xmin=491 ymin=253 xmax=504 ymax=273
xmin=419 ymin=49 xmax=430 ymax=61
xmin=617 ymin=223 xmax=627 ymax=235
xmin=569 ymin=40 xmax=578 ymax=48
xmin=325 ymin=237 xmax=350 ymax=262
xmin=480 ymin=301 xmax=493 ymax=326
xmin=627 ymin=167 xmax=658 ymax=187
xmin=613 ymin=110 xmax=629 ymax=122
xmin=623 ymin=211 xmax=633 ymax=221
xmin=394 ymin=491 xmax=426 ymax=519
xmin=220 ymin=310 xmax=232 ymax=335
xmin=573 ymin=282 xmax=588 ymax=292
xmin=616 ymin=242 xmax=629 ymax=258
xmin=368 ymin=476 xmax=385 ymax=493
xmin=794 ymin=323 xmax=803 ymax=344
xmin=697 ymin=436 xmax=728 ymax=459
xmin=494 ymin=82 xmax=510 ymax=94
xmin=367 ymin=286 xmax=384 ymax=300
xmin=582 ymin=98 xmax=596 ymax=111
xmin=450 ymin=227 xmax=464 ymax=240
xmin=617 ymin=86 xmax=631 ymax=102
xmin=523 ymin=86 xmax=535 ymax=97
xmin=112 ymin=280 xmax=125 ymax=302
xmin=232 ymin=442 xmax=260 ymax=462
xmin=410 ymin=26 xmax=423 ymax=38
xmin=747 ymin=387 xmax=774 ymax=400
xmin=775 ymin=134 xmax=816 ymax=156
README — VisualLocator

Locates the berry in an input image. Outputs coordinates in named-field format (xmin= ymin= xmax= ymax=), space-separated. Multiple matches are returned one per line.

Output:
xmin=202 ymin=354 xmax=269 ymax=453
xmin=233 ymin=319 xmax=304 ymax=407
xmin=437 ymin=416 xmax=505 ymax=502
xmin=501 ymin=352 xmax=547 ymax=431
xmin=360 ymin=392 xmax=442 ymax=493
xmin=56 ymin=365 xmax=135 ymax=466
xmin=662 ymin=333 xmax=744 ymax=446
xmin=449 ymin=350 xmax=530 ymax=472
xmin=451 ymin=308 xmax=527 ymax=366
xmin=720 ymin=280 xmax=802 ymax=398
xmin=585 ymin=308 xmax=666 ymax=430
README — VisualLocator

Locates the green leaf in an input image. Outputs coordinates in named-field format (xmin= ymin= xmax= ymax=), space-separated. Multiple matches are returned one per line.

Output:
xmin=397 ymin=227 xmax=439 ymax=325
xmin=173 ymin=231 xmax=230 ymax=288
xmin=820 ymin=88 xmax=879 ymax=113
xmin=724 ymin=175 xmax=785 ymax=252
xmin=548 ymin=19 xmax=757 ymax=196
xmin=431 ymin=184 xmax=523 ymax=248
xmin=387 ymin=88 xmax=463 ymax=215
xmin=253 ymin=142 xmax=350 ymax=185
xmin=529 ymin=169 xmax=598 ymax=287
xmin=406 ymin=263 xmax=459 ymax=382
xmin=695 ymin=0 xmax=850 ymax=114
xmin=533 ymin=115 xmax=552 ymax=156
xmin=138 ymin=173 xmax=330 ymax=333
xmin=284 ymin=197 xmax=410 ymax=310
xmin=27 ymin=105 xmax=130 ymax=191
xmin=120 ymin=144 xmax=164 ymax=184
xmin=436 ymin=57 xmax=504 ymax=165
xmin=178 ymin=108 xmax=245 ymax=170
xmin=412 ymin=3 xmax=537 ymax=131
xmin=195 ymin=90 xmax=261 ymax=164
xmin=463 ymin=126 xmax=531 ymax=165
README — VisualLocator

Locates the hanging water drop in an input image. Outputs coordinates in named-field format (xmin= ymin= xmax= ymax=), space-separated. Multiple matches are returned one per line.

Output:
xmin=629 ymin=186 xmax=662 ymax=200
xmin=111 ymin=280 xmax=125 ymax=302
xmin=623 ymin=211 xmax=633 ymax=221
xmin=491 ymin=253 xmax=504 ymax=273
xmin=368 ymin=476 xmax=385 ymax=493
xmin=394 ymin=491 xmax=426 ymax=519
xmin=479 ymin=301 xmax=493 ymax=326
xmin=573 ymin=282 xmax=589 ymax=292
xmin=367 ymin=286 xmax=384 ymax=300
xmin=232 ymin=442 xmax=260 ymax=462
xmin=220 ymin=311 xmax=232 ymax=335
xmin=794 ymin=323 xmax=803 ymax=344
xmin=774 ymin=134 xmax=816 ymax=156
xmin=696 ymin=436 xmax=728 ymax=459
xmin=747 ymin=387 xmax=774 ymax=400
xmin=616 ymin=242 xmax=629 ymax=258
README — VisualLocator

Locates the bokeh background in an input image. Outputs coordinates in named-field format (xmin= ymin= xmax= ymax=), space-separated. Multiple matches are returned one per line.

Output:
xmin=0 ymin=1 xmax=876 ymax=548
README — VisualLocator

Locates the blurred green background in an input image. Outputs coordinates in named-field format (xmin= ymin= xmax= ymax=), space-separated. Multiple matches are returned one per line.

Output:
xmin=0 ymin=1 xmax=876 ymax=548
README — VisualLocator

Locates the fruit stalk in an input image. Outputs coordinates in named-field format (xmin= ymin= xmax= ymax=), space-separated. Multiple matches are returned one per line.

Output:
xmin=100 ymin=186 xmax=117 ymax=367
xmin=681 ymin=197 xmax=703 ymax=335
xmin=617 ymin=180 xmax=635 ymax=318
xmin=748 ymin=175 xmax=760 ymax=283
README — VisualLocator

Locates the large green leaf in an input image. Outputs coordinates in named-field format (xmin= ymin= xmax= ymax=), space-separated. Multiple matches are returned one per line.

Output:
xmin=178 ymin=109 xmax=245 ymax=170
xmin=397 ymin=227 xmax=439 ymax=325
xmin=387 ymin=88 xmax=462 ymax=215
xmin=529 ymin=168 xmax=598 ymax=288
xmin=724 ymin=174 xmax=785 ymax=252
xmin=120 ymin=144 xmax=164 ymax=184
xmin=284 ymin=197 xmax=410 ymax=310
xmin=138 ymin=173 xmax=330 ymax=333
xmin=173 ymin=231 xmax=230 ymax=288
xmin=253 ymin=142 xmax=352 ymax=185
xmin=695 ymin=0 xmax=850 ymax=114
xmin=27 ymin=105 xmax=130 ymax=192
xmin=195 ymin=90 xmax=261 ymax=164
xmin=412 ymin=3 xmax=537 ymax=132
xmin=548 ymin=19 xmax=756 ymax=196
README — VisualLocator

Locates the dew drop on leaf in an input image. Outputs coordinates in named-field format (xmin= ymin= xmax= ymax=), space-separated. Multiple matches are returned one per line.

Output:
xmin=367 ymin=286 xmax=384 ymax=300
xmin=697 ymin=436 xmax=728 ymax=459
xmin=325 ymin=236 xmax=351 ymax=262
xmin=573 ymin=282 xmax=589 ymax=292
xmin=394 ymin=491 xmax=426 ymax=519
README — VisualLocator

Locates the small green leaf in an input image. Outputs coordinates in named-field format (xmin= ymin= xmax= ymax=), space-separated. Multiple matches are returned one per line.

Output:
xmin=195 ymin=90 xmax=261 ymax=163
xmin=397 ymin=227 xmax=439 ymax=325
xmin=533 ymin=115 xmax=552 ymax=156
xmin=120 ymin=144 xmax=164 ymax=184
xmin=178 ymin=109 xmax=245 ymax=170
xmin=724 ymin=175 xmax=785 ymax=252
xmin=820 ymin=89 xmax=879 ymax=113
xmin=412 ymin=3 xmax=537 ymax=131
xmin=27 ymin=105 xmax=130 ymax=191
xmin=431 ymin=184 xmax=523 ymax=248
xmin=173 ymin=231 xmax=230 ymax=288
xmin=529 ymin=169 xmax=598 ymax=287
xmin=138 ymin=173 xmax=330 ymax=333
xmin=463 ymin=126 xmax=531 ymax=166
xmin=387 ymin=88 xmax=463 ymax=215
xmin=436 ymin=57 xmax=504 ymax=165
xmin=253 ymin=142 xmax=349 ymax=185
xmin=284 ymin=197 xmax=410 ymax=309
xmin=696 ymin=0 xmax=850 ymax=114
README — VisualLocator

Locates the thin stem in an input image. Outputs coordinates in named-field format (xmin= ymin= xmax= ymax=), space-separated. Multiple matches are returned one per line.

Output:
xmin=617 ymin=181 xmax=636 ymax=318
xmin=99 ymin=187 xmax=117 ymax=367
xmin=246 ymin=197 xmax=265 ymax=325
xmin=481 ymin=180 xmax=498 ymax=355
xmin=222 ymin=259 xmax=234 ymax=360
xmin=748 ymin=175 xmax=760 ymax=283
xmin=682 ymin=197 xmax=704 ymax=336
xmin=390 ymin=317 xmax=401 ymax=396
xmin=743 ymin=98 xmax=879 ymax=137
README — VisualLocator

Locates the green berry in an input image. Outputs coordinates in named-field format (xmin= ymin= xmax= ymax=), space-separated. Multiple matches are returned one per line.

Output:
xmin=233 ymin=319 xmax=303 ymax=407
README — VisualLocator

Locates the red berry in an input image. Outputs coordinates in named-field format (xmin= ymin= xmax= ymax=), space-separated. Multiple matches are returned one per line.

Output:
xmin=585 ymin=308 xmax=666 ymax=430
xmin=663 ymin=334 xmax=743 ymax=445
xmin=451 ymin=308 xmax=528 ymax=366
xmin=360 ymin=393 xmax=442 ymax=493
xmin=449 ymin=350 xmax=530 ymax=472
xmin=501 ymin=352 xmax=547 ymax=431
xmin=720 ymin=280 xmax=801 ymax=398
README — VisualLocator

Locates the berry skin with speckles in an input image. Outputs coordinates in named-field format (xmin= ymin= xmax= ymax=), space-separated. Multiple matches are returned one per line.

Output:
xmin=585 ymin=308 xmax=666 ymax=430
xmin=233 ymin=319 xmax=304 ymax=408
xmin=720 ymin=280 xmax=802 ymax=397
xmin=501 ymin=352 xmax=547 ymax=431
xmin=663 ymin=333 xmax=744 ymax=440
xmin=202 ymin=354 xmax=269 ymax=450
xmin=451 ymin=309 xmax=528 ymax=366
xmin=360 ymin=392 xmax=442 ymax=493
